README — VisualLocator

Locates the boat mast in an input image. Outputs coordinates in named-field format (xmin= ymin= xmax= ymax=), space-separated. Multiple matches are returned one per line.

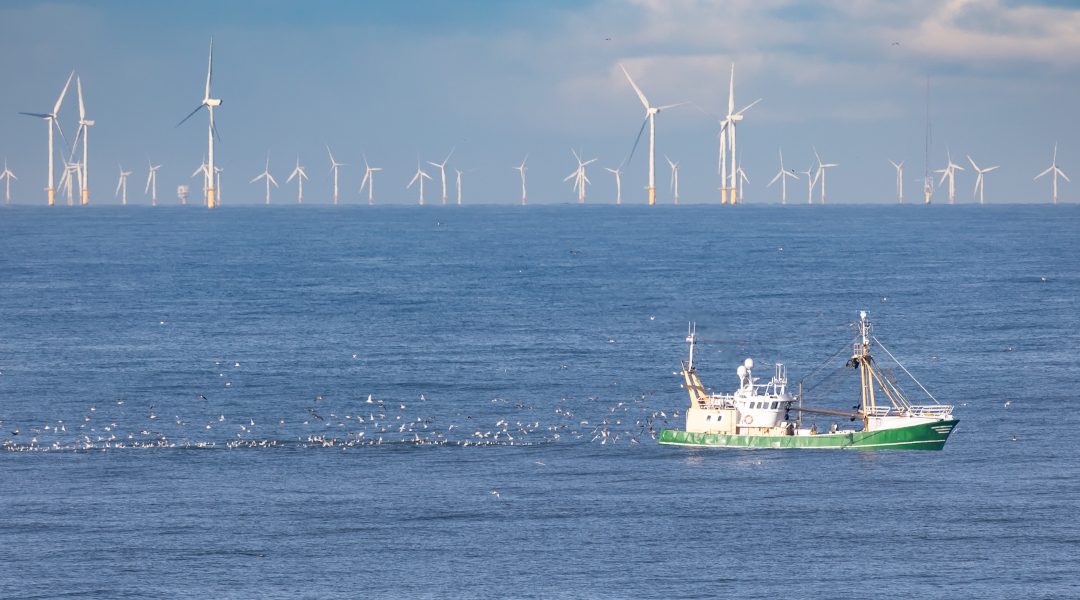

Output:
xmin=855 ymin=311 xmax=876 ymax=420
xmin=681 ymin=323 xmax=706 ymax=408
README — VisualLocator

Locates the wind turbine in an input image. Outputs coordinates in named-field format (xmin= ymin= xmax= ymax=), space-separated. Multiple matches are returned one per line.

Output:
xmin=666 ymin=156 xmax=680 ymax=204
xmin=250 ymin=154 xmax=278 ymax=204
xmin=513 ymin=155 xmax=528 ymax=206
xmin=326 ymin=146 xmax=344 ymax=205
xmin=214 ymin=166 xmax=223 ymax=205
xmin=718 ymin=63 xmax=762 ymax=205
xmin=736 ymin=163 xmax=749 ymax=203
xmin=802 ymin=166 xmax=818 ymax=205
xmin=564 ymin=149 xmax=596 ymax=204
xmin=59 ymin=160 xmax=79 ymax=206
xmin=192 ymin=158 xmax=209 ymax=204
xmin=19 ymin=70 xmax=73 ymax=206
xmin=69 ymin=76 xmax=94 ymax=205
xmin=115 ymin=165 xmax=132 ymax=206
xmin=427 ymin=148 xmax=454 ymax=206
xmin=286 ymin=155 xmax=308 ymax=204
xmin=407 ymin=161 xmax=432 ymax=205
xmin=967 ymin=155 xmax=999 ymax=205
xmin=767 ymin=149 xmax=799 ymax=204
xmin=0 ymin=159 xmax=17 ymax=204
xmin=177 ymin=39 xmax=221 ymax=209
xmin=619 ymin=64 xmax=686 ymax=206
xmin=359 ymin=155 xmax=382 ymax=205
xmin=814 ymin=148 xmax=838 ymax=204
xmin=604 ymin=165 xmax=623 ymax=205
xmin=145 ymin=161 xmax=161 ymax=206
xmin=1035 ymin=144 xmax=1069 ymax=205
xmin=934 ymin=149 xmax=964 ymax=204
xmin=454 ymin=169 xmax=464 ymax=205
xmin=889 ymin=159 xmax=904 ymax=204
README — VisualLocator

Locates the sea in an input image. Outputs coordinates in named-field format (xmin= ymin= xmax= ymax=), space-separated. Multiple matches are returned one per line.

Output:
xmin=1 ymin=204 xmax=1077 ymax=599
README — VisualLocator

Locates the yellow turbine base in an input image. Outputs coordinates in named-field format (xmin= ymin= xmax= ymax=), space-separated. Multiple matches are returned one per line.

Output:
xmin=81 ymin=189 xmax=89 ymax=206
xmin=207 ymin=188 xmax=217 ymax=210
xmin=648 ymin=187 xmax=656 ymax=206
xmin=47 ymin=188 xmax=55 ymax=207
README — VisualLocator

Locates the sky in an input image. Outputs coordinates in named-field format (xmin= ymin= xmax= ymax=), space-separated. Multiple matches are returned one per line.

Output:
xmin=1 ymin=0 xmax=1078 ymax=205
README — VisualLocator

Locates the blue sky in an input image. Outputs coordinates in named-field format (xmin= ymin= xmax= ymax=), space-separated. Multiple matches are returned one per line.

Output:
xmin=1 ymin=0 xmax=1078 ymax=205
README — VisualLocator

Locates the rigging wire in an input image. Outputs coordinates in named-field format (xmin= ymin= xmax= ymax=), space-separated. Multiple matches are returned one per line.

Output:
xmin=872 ymin=336 xmax=941 ymax=404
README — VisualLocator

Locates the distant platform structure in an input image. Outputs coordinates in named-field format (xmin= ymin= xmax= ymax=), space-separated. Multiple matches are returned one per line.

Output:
xmin=177 ymin=184 xmax=189 ymax=205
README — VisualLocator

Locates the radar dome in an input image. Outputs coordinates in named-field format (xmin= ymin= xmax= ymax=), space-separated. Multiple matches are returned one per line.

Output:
xmin=736 ymin=365 xmax=747 ymax=378
xmin=743 ymin=358 xmax=754 ymax=370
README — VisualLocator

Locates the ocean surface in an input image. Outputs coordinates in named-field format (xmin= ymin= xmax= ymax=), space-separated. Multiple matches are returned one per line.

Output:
xmin=1 ymin=204 xmax=1078 ymax=599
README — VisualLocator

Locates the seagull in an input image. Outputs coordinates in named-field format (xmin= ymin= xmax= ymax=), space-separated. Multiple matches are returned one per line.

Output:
xmin=197 ymin=394 xmax=207 ymax=401
xmin=490 ymin=489 xmax=501 ymax=499
xmin=1003 ymin=401 xmax=1011 ymax=408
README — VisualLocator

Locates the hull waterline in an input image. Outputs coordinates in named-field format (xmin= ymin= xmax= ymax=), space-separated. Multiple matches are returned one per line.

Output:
xmin=659 ymin=419 xmax=958 ymax=451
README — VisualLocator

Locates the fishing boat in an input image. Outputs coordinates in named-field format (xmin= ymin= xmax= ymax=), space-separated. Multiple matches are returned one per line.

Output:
xmin=659 ymin=311 xmax=958 ymax=450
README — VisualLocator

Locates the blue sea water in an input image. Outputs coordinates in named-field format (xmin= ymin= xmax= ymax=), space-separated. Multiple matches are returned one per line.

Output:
xmin=0 ymin=204 xmax=1078 ymax=599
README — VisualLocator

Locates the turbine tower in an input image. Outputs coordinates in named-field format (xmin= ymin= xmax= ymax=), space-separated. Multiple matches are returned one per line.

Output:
xmin=814 ymin=148 xmax=837 ymax=204
xmin=71 ymin=76 xmax=94 ymax=205
xmin=407 ymin=161 xmax=432 ymax=205
xmin=177 ymin=39 xmax=221 ymax=209
xmin=666 ymin=156 xmax=680 ymax=204
xmin=145 ymin=161 xmax=161 ymax=206
xmin=359 ymin=155 xmax=382 ymax=205
xmin=934 ymin=149 xmax=964 ymax=204
xmin=19 ymin=71 xmax=73 ymax=207
xmin=564 ymin=149 xmax=596 ymax=204
xmin=286 ymin=155 xmax=308 ymax=204
xmin=889 ymin=160 xmax=904 ymax=204
xmin=454 ymin=169 xmax=464 ymax=205
xmin=718 ymin=64 xmax=761 ymax=205
xmin=115 ymin=165 xmax=132 ymax=206
xmin=604 ymin=165 xmax=623 ymax=205
xmin=326 ymin=146 xmax=345 ymax=205
xmin=427 ymin=148 xmax=454 ymax=206
xmin=1034 ymin=144 xmax=1069 ymax=205
xmin=250 ymin=154 xmax=278 ymax=205
xmin=513 ymin=155 xmax=528 ymax=206
xmin=967 ymin=155 xmax=999 ymax=205
xmin=0 ymin=159 xmax=17 ymax=204
xmin=767 ymin=149 xmax=799 ymax=204
xmin=619 ymin=64 xmax=685 ymax=206
xmin=213 ymin=166 xmax=223 ymax=205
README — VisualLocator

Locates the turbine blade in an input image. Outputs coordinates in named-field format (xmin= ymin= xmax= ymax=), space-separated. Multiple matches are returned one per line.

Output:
xmin=1059 ymin=168 xmax=1070 ymax=183
xmin=77 ymin=76 xmax=85 ymax=120
xmin=1035 ymin=166 xmax=1053 ymax=180
xmin=19 ymin=112 xmax=51 ymax=119
xmin=53 ymin=71 xmax=74 ymax=115
xmin=205 ymin=38 xmax=214 ymax=100
xmin=768 ymin=171 xmax=782 ymax=187
xmin=967 ymin=155 xmax=979 ymax=171
xmin=619 ymin=63 xmax=650 ymax=110
xmin=657 ymin=101 xmax=689 ymax=111
xmin=734 ymin=98 xmax=762 ymax=115
xmin=624 ymin=116 xmax=649 ymax=169
xmin=177 ymin=104 xmax=204 ymax=127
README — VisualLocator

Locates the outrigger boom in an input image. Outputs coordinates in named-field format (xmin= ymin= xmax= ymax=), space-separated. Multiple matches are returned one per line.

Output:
xmin=660 ymin=311 xmax=958 ymax=450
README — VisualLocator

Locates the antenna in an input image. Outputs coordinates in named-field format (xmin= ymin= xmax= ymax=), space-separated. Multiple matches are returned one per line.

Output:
xmin=686 ymin=322 xmax=697 ymax=371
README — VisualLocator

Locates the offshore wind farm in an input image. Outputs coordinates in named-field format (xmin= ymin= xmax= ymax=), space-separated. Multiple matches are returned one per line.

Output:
xmin=2 ymin=3 xmax=1080 ymax=599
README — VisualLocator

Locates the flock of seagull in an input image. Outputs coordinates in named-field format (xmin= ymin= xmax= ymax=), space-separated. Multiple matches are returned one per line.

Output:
xmin=1 ymin=367 xmax=678 ymax=454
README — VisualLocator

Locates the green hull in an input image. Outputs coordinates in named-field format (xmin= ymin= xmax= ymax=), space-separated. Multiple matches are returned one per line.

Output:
xmin=658 ymin=419 xmax=958 ymax=451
